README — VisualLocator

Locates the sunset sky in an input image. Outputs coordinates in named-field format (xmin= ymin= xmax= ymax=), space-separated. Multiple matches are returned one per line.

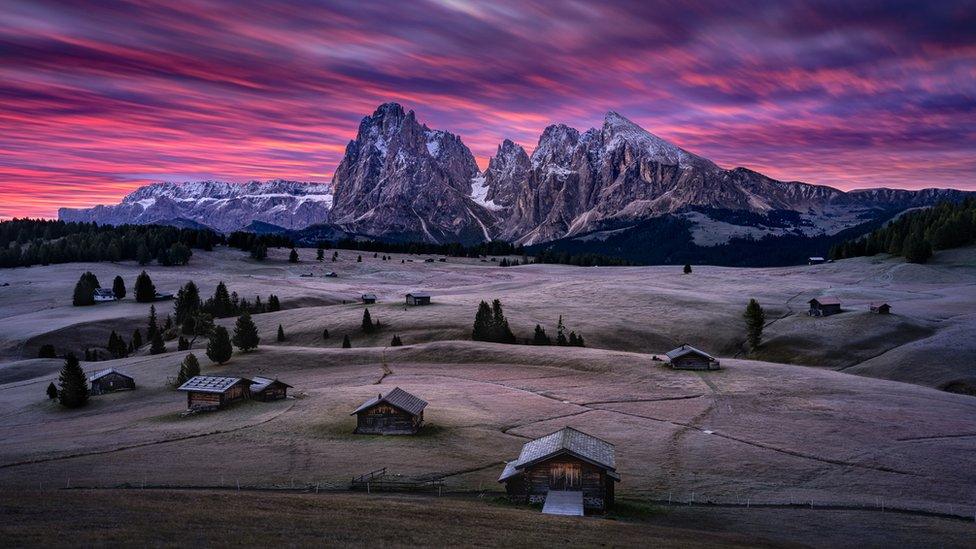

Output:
xmin=1 ymin=0 xmax=974 ymax=219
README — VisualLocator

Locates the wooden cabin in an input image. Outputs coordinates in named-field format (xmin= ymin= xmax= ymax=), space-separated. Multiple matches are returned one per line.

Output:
xmin=250 ymin=377 xmax=292 ymax=401
xmin=176 ymin=376 xmax=252 ymax=411
xmin=405 ymin=292 xmax=431 ymax=306
xmin=498 ymin=427 xmax=619 ymax=515
xmin=93 ymin=288 xmax=117 ymax=302
xmin=808 ymin=297 xmax=841 ymax=317
xmin=870 ymin=302 xmax=891 ymax=314
xmin=362 ymin=293 xmax=377 ymax=304
xmin=88 ymin=368 xmax=135 ymax=395
xmin=808 ymin=256 xmax=826 ymax=265
xmin=351 ymin=387 xmax=427 ymax=435
xmin=665 ymin=344 xmax=721 ymax=370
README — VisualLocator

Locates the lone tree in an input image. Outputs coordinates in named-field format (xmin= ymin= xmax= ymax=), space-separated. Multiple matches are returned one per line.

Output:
xmin=175 ymin=353 xmax=201 ymax=386
xmin=72 ymin=271 xmax=99 ymax=306
xmin=46 ymin=382 xmax=58 ymax=400
xmin=131 ymin=328 xmax=143 ymax=350
xmin=743 ymin=298 xmax=766 ymax=351
xmin=472 ymin=301 xmax=493 ymax=341
xmin=390 ymin=334 xmax=403 ymax=347
xmin=37 ymin=344 xmax=57 ymax=359
xmin=206 ymin=325 xmax=233 ymax=364
xmin=276 ymin=323 xmax=286 ymax=342
xmin=684 ymin=264 xmax=692 ymax=274
xmin=233 ymin=312 xmax=260 ymax=352
xmin=134 ymin=271 xmax=156 ymax=302
xmin=316 ymin=248 xmax=324 ymax=261
xmin=288 ymin=248 xmax=300 ymax=263
xmin=555 ymin=315 xmax=568 ymax=346
xmin=361 ymin=309 xmax=376 ymax=334
xmin=112 ymin=275 xmax=126 ymax=300
xmin=147 ymin=305 xmax=160 ymax=341
xmin=174 ymin=281 xmax=202 ymax=329
xmin=472 ymin=300 xmax=516 ymax=343
xmin=533 ymin=324 xmax=551 ymax=345
xmin=322 ymin=328 xmax=330 ymax=340
xmin=149 ymin=330 xmax=166 ymax=355
xmin=57 ymin=353 xmax=89 ymax=409
xmin=341 ymin=335 xmax=351 ymax=348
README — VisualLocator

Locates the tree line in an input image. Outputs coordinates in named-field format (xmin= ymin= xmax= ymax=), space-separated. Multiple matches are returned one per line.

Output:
xmin=830 ymin=198 xmax=976 ymax=264
xmin=0 ymin=219 xmax=221 ymax=269
xmin=471 ymin=299 xmax=586 ymax=347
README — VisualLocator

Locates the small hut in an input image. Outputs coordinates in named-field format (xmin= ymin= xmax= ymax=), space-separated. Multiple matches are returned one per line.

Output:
xmin=177 ymin=376 xmax=252 ymax=411
xmin=870 ymin=302 xmax=891 ymax=314
xmin=93 ymin=288 xmax=117 ymax=302
xmin=88 ymin=368 xmax=135 ymax=394
xmin=808 ymin=257 xmax=826 ymax=265
xmin=498 ymin=427 xmax=619 ymax=515
xmin=362 ymin=293 xmax=377 ymax=304
xmin=405 ymin=292 xmax=431 ymax=306
xmin=665 ymin=345 xmax=721 ymax=370
xmin=250 ymin=377 xmax=292 ymax=401
xmin=351 ymin=387 xmax=427 ymax=435
xmin=808 ymin=297 xmax=841 ymax=317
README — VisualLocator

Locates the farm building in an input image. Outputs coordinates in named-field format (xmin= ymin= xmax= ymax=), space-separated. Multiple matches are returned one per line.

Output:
xmin=93 ymin=288 xmax=117 ymax=302
xmin=498 ymin=427 xmax=619 ymax=515
xmin=324 ymin=272 xmax=338 ymax=278
xmin=153 ymin=291 xmax=174 ymax=301
xmin=351 ymin=387 xmax=428 ymax=435
xmin=405 ymin=292 xmax=431 ymax=306
xmin=665 ymin=344 xmax=721 ymax=370
xmin=871 ymin=302 xmax=892 ymax=314
xmin=808 ymin=297 xmax=842 ymax=317
xmin=250 ymin=377 xmax=291 ymax=401
xmin=362 ymin=293 xmax=377 ymax=304
xmin=176 ymin=376 xmax=253 ymax=411
xmin=88 ymin=368 xmax=135 ymax=394
xmin=808 ymin=257 xmax=826 ymax=265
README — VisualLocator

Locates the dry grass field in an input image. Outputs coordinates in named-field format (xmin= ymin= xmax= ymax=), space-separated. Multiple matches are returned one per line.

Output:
xmin=0 ymin=246 xmax=974 ymax=547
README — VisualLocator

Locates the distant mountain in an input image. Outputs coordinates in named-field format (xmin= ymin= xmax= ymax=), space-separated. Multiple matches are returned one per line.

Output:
xmin=58 ymin=180 xmax=332 ymax=233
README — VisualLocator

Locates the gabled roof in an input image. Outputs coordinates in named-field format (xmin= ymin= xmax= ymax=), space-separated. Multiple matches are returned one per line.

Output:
xmin=88 ymin=368 xmax=132 ymax=382
xmin=406 ymin=291 xmax=430 ymax=298
xmin=93 ymin=288 xmax=116 ymax=296
xmin=362 ymin=293 xmax=377 ymax=299
xmin=351 ymin=387 xmax=428 ymax=417
xmin=498 ymin=427 xmax=616 ymax=482
xmin=665 ymin=344 xmax=716 ymax=362
xmin=250 ymin=376 xmax=292 ymax=393
xmin=809 ymin=297 xmax=841 ymax=306
xmin=177 ymin=376 xmax=252 ymax=394
xmin=808 ymin=256 xmax=825 ymax=261
xmin=870 ymin=302 xmax=891 ymax=308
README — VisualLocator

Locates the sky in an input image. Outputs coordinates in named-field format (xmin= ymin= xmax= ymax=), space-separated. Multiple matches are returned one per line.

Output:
xmin=1 ymin=0 xmax=975 ymax=219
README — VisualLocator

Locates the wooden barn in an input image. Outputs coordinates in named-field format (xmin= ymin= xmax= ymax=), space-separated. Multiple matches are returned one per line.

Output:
xmin=351 ymin=387 xmax=428 ymax=435
xmin=250 ymin=377 xmax=292 ymax=401
xmin=88 ymin=368 xmax=135 ymax=395
xmin=871 ymin=302 xmax=892 ymax=314
xmin=808 ymin=297 xmax=842 ymax=317
xmin=808 ymin=256 xmax=826 ymax=265
xmin=176 ymin=376 xmax=253 ymax=411
xmin=498 ymin=427 xmax=619 ymax=515
xmin=93 ymin=288 xmax=117 ymax=302
xmin=665 ymin=345 xmax=721 ymax=370
xmin=405 ymin=292 xmax=431 ymax=306
xmin=362 ymin=293 xmax=377 ymax=304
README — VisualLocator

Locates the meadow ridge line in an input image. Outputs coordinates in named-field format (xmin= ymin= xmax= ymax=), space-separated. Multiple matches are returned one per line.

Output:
xmin=0 ymin=401 xmax=296 ymax=470
xmin=896 ymin=432 xmax=976 ymax=442
xmin=578 ymin=394 xmax=704 ymax=406
xmin=500 ymin=409 xmax=592 ymax=436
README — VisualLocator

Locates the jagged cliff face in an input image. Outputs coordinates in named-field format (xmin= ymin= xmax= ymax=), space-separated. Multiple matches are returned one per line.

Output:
xmin=329 ymin=103 xmax=495 ymax=243
xmin=58 ymin=180 xmax=333 ymax=233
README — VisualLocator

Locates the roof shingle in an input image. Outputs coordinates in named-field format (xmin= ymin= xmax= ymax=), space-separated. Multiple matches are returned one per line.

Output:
xmin=351 ymin=387 xmax=428 ymax=416
xmin=177 ymin=376 xmax=252 ymax=394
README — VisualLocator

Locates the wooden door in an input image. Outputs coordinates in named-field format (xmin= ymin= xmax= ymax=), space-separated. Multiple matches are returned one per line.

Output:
xmin=549 ymin=463 xmax=582 ymax=490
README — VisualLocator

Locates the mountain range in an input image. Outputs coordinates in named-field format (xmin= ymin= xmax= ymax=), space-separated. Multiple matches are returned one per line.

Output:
xmin=59 ymin=103 xmax=972 ymax=264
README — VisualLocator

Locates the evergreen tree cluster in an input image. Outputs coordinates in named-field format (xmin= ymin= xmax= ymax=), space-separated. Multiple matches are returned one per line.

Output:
xmin=532 ymin=315 xmax=585 ymax=347
xmin=361 ymin=308 xmax=380 ymax=334
xmin=0 ymin=219 xmax=219 ymax=268
xmin=743 ymin=299 xmax=766 ymax=351
xmin=390 ymin=334 xmax=403 ymax=347
xmin=175 ymin=353 xmax=201 ymax=386
xmin=498 ymin=258 xmax=522 ymax=267
xmin=226 ymin=231 xmax=293 ymax=253
xmin=106 ymin=330 xmax=129 ymax=359
xmin=830 ymin=198 xmax=976 ymax=264
xmin=198 ymin=281 xmax=282 ymax=318
xmin=326 ymin=238 xmax=524 ymax=259
xmin=532 ymin=249 xmax=634 ymax=266
xmin=72 ymin=271 xmax=101 ymax=306
xmin=471 ymin=299 xmax=517 ymax=344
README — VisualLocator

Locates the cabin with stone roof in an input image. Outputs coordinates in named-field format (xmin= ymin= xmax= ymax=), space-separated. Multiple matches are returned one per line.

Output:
xmin=250 ymin=377 xmax=292 ymax=401
xmin=351 ymin=387 xmax=428 ymax=435
xmin=665 ymin=344 xmax=720 ymax=370
xmin=870 ymin=302 xmax=891 ymax=314
xmin=177 ymin=376 xmax=252 ymax=411
xmin=808 ymin=297 xmax=841 ymax=317
xmin=498 ymin=427 xmax=619 ymax=514
xmin=405 ymin=292 xmax=431 ymax=306
xmin=88 ymin=368 xmax=135 ymax=395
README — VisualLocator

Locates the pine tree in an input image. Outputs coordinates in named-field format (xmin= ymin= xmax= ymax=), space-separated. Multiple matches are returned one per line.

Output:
xmin=342 ymin=335 xmax=351 ymax=348
xmin=147 ymin=305 xmax=159 ymax=341
xmin=57 ymin=353 xmax=88 ymax=409
xmin=112 ymin=275 xmax=126 ymax=300
xmin=46 ymin=382 xmax=58 ymax=400
xmin=267 ymin=294 xmax=281 ymax=312
xmin=276 ymin=323 xmax=286 ymax=342
xmin=684 ymin=264 xmax=692 ymax=274
xmin=107 ymin=330 xmax=128 ymax=358
xmin=316 ymin=248 xmax=324 ymax=261
xmin=390 ymin=334 xmax=403 ymax=347
xmin=209 ymin=282 xmax=234 ymax=318
xmin=72 ymin=272 xmax=98 ymax=306
xmin=233 ymin=312 xmax=261 ymax=352
xmin=743 ymin=298 xmax=766 ymax=351
xmin=357 ymin=255 xmax=362 ymax=263
xmin=134 ymin=271 xmax=156 ymax=302
xmin=176 ymin=353 xmax=201 ymax=386
xmin=490 ymin=299 xmax=516 ymax=343
xmin=322 ymin=328 xmax=330 ymax=340
xmin=150 ymin=330 xmax=166 ymax=355
xmin=174 ymin=281 xmax=201 ymax=327
xmin=131 ymin=328 xmax=143 ymax=350
xmin=362 ymin=309 xmax=375 ymax=334
xmin=207 ymin=326 xmax=233 ymax=364
xmin=289 ymin=248 xmax=299 ymax=263
xmin=472 ymin=300 xmax=493 ymax=341
xmin=555 ymin=315 xmax=568 ymax=346
xmin=37 ymin=344 xmax=57 ymax=359
xmin=533 ymin=324 xmax=551 ymax=345
xmin=178 ymin=336 xmax=190 ymax=351
xmin=575 ymin=333 xmax=586 ymax=347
